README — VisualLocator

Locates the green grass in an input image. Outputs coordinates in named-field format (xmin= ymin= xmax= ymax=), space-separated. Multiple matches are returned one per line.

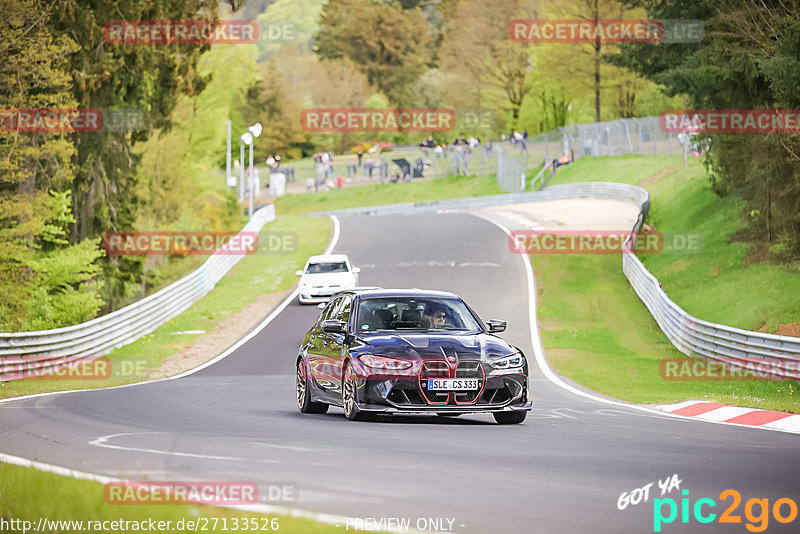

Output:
xmin=548 ymin=154 xmax=800 ymax=331
xmin=276 ymin=173 xmax=504 ymax=215
xmin=641 ymin=165 xmax=800 ymax=332
xmin=537 ymin=154 xmax=800 ymax=412
xmin=0 ymin=462 xmax=345 ymax=534
xmin=0 ymin=215 xmax=332 ymax=400
xmin=543 ymin=153 xmax=685 ymax=185
xmin=535 ymin=253 xmax=800 ymax=412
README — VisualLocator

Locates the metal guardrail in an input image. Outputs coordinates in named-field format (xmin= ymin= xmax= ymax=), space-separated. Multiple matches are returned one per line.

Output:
xmin=309 ymin=182 xmax=800 ymax=379
xmin=0 ymin=205 xmax=276 ymax=381
xmin=304 ymin=182 xmax=648 ymax=218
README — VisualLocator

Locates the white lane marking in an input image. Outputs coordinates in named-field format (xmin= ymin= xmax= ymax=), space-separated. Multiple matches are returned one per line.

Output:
xmin=468 ymin=212 xmax=800 ymax=436
xmin=252 ymin=442 xmax=332 ymax=453
xmin=89 ymin=432 xmax=275 ymax=463
xmin=0 ymin=216 xmax=372 ymax=532
xmin=0 ymin=215 xmax=341 ymax=404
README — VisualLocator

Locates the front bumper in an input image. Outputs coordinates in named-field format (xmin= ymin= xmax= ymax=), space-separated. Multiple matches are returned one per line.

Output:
xmin=298 ymin=289 xmax=340 ymax=303
xmin=351 ymin=365 xmax=531 ymax=415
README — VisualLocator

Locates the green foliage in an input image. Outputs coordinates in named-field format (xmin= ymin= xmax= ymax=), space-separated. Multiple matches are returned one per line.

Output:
xmin=315 ymin=0 xmax=433 ymax=105
xmin=254 ymin=0 xmax=326 ymax=60
xmin=0 ymin=1 xmax=105 ymax=331
xmin=614 ymin=0 xmax=800 ymax=260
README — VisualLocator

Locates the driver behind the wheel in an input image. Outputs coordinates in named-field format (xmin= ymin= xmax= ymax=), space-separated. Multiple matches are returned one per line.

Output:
xmin=426 ymin=304 xmax=448 ymax=328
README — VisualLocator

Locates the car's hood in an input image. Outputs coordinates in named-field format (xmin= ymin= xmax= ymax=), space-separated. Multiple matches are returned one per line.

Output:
xmin=356 ymin=332 xmax=516 ymax=360
xmin=300 ymin=272 xmax=355 ymax=286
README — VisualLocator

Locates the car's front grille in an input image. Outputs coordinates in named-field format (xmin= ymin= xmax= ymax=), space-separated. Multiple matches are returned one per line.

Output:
xmin=419 ymin=360 xmax=449 ymax=404
xmin=454 ymin=361 xmax=484 ymax=404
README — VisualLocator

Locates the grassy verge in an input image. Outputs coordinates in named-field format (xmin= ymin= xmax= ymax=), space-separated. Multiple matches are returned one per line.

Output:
xmin=535 ymin=253 xmax=799 ymax=412
xmin=0 ymin=215 xmax=331 ymax=400
xmin=276 ymin=173 xmax=504 ymax=215
xmin=0 ymin=462 xmax=345 ymax=534
xmin=548 ymin=155 xmax=800 ymax=331
xmin=538 ymin=154 xmax=800 ymax=412
xmin=542 ymin=153 xmax=685 ymax=185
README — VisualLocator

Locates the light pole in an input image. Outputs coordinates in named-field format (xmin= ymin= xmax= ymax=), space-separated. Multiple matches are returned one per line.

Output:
xmin=239 ymin=133 xmax=250 ymax=203
xmin=246 ymin=123 xmax=262 ymax=217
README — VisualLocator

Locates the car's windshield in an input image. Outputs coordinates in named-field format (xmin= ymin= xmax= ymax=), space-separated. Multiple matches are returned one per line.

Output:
xmin=306 ymin=262 xmax=348 ymax=274
xmin=355 ymin=297 xmax=482 ymax=333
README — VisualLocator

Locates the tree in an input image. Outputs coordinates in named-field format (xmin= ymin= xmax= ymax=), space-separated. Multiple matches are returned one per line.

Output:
xmin=0 ymin=0 xmax=104 ymax=330
xmin=315 ymin=0 xmax=433 ymax=106
xmin=439 ymin=0 xmax=539 ymax=122
xmin=614 ymin=0 xmax=800 ymax=259
xmin=240 ymin=58 xmax=312 ymax=160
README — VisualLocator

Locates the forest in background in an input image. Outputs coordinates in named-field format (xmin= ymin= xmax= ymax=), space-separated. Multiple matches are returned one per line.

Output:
xmin=1 ymin=0 xmax=798 ymax=332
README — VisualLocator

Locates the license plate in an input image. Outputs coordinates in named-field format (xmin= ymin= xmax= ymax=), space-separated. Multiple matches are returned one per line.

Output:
xmin=427 ymin=378 xmax=480 ymax=391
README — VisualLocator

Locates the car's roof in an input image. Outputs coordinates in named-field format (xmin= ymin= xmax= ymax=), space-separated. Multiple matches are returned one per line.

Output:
xmin=342 ymin=288 xmax=460 ymax=299
xmin=306 ymin=254 xmax=350 ymax=263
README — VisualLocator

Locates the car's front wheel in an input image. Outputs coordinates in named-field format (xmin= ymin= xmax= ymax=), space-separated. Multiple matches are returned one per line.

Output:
xmin=296 ymin=360 xmax=328 ymax=414
xmin=493 ymin=411 xmax=527 ymax=425
xmin=342 ymin=363 xmax=368 ymax=421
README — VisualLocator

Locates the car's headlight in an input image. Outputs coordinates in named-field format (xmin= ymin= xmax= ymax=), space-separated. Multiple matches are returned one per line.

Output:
xmin=360 ymin=355 xmax=412 ymax=370
xmin=491 ymin=353 xmax=524 ymax=369
xmin=299 ymin=280 xmax=310 ymax=288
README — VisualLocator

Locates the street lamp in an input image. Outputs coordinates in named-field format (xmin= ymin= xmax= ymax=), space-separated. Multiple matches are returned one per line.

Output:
xmin=239 ymin=132 xmax=252 ymax=203
xmin=238 ymin=122 xmax=262 ymax=218
xmin=246 ymin=123 xmax=261 ymax=217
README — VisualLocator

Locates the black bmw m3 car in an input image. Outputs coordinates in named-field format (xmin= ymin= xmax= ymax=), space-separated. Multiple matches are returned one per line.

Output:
xmin=295 ymin=288 xmax=531 ymax=424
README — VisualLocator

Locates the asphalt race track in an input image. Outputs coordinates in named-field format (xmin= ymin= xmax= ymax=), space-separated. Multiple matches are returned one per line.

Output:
xmin=2 ymin=213 xmax=799 ymax=533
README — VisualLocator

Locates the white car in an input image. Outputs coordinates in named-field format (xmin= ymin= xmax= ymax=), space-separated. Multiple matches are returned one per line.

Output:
xmin=296 ymin=254 xmax=361 ymax=304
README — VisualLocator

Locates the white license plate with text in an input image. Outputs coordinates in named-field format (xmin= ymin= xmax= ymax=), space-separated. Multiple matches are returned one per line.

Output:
xmin=427 ymin=378 xmax=480 ymax=390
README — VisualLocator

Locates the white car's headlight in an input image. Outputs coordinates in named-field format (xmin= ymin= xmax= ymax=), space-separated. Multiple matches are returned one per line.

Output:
xmin=492 ymin=353 xmax=524 ymax=369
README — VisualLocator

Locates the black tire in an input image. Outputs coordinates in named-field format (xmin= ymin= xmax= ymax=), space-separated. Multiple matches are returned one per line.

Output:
xmin=493 ymin=411 xmax=527 ymax=425
xmin=342 ymin=363 xmax=368 ymax=421
xmin=296 ymin=360 xmax=328 ymax=414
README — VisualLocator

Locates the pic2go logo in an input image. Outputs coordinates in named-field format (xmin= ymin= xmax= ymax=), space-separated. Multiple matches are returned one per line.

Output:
xmin=653 ymin=489 xmax=799 ymax=532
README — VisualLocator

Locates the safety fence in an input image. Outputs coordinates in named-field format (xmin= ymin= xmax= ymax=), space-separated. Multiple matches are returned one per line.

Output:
xmin=0 ymin=205 xmax=276 ymax=381
xmin=309 ymin=182 xmax=800 ymax=380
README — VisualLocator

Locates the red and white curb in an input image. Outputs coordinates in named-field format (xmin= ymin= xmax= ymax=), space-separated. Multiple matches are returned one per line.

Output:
xmin=493 ymin=210 xmax=544 ymax=230
xmin=656 ymin=400 xmax=800 ymax=433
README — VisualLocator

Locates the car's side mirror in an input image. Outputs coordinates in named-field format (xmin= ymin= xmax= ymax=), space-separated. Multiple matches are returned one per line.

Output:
xmin=317 ymin=302 xmax=327 ymax=309
xmin=486 ymin=320 xmax=506 ymax=333
xmin=321 ymin=319 xmax=347 ymax=334
xmin=295 ymin=269 xmax=304 ymax=276
xmin=352 ymin=267 xmax=361 ymax=274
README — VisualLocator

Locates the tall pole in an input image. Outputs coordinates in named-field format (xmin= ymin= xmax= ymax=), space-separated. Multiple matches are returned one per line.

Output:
xmin=239 ymin=140 xmax=245 ymax=202
xmin=248 ymin=138 xmax=254 ymax=218
xmin=226 ymin=120 xmax=231 ymax=186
